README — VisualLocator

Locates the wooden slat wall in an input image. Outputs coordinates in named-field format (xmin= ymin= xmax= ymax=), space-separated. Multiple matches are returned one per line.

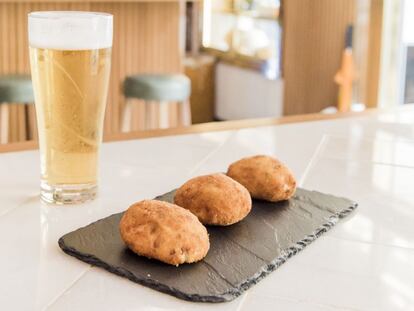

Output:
xmin=282 ymin=0 xmax=356 ymax=115
xmin=0 ymin=1 xmax=182 ymax=142
xmin=364 ymin=0 xmax=383 ymax=108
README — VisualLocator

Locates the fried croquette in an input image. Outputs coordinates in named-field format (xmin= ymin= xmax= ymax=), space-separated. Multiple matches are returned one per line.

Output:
xmin=227 ymin=155 xmax=296 ymax=202
xmin=119 ymin=200 xmax=210 ymax=266
xmin=174 ymin=173 xmax=252 ymax=226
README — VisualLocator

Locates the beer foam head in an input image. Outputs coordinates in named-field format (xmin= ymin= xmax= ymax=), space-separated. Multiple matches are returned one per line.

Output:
xmin=28 ymin=11 xmax=113 ymax=50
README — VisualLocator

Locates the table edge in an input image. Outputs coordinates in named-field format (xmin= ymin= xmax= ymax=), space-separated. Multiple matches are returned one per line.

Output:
xmin=0 ymin=108 xmax=391 ymax=154
xmin=0 ymin=0 xmax=194 ymax=3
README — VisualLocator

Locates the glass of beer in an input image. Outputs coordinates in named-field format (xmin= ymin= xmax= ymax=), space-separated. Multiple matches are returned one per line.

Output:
xmin=28 ymin=12 xmax=113 ymax=204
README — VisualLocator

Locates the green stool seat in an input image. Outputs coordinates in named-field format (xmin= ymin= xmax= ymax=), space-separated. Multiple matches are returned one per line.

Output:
xmin=0 ymin=74 xmax=34 ymax=103
xmin=124 ymin=74 xmax=191 ymax=102
xmin=122 ymin=73 xmax=192 ymax=131
xmin=0 ymin=74 xmax=34 ymax=144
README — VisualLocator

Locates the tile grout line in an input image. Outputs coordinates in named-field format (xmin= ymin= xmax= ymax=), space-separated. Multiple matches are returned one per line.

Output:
xmin=328 ymin=234 xmax=414 ymax=252
xmin=253 ymin=293 xmax=366 ymax=311
xmin=318 ymin=154 xmax=414 ymax=170
xmin=0 ymin=207 xmax=17 ymax=218
xmin=236 ymin=291 xmax=249 ymax=311
xmin=308 ymin=133 xmax=414 ymax=169
xmin=298 ymin=135 xmax=329 ymax=187
xmin=320 ymin=132 xmax=414 ymax=144
xmin=42 ymin=267 xmax=91 ymax=311
xmin=0 ymin=195 xmax=39 ymax=219
xmin=186 ymin=131 xmax=238 ymax=177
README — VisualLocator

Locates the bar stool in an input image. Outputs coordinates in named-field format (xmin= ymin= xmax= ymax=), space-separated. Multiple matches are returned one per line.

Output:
xmin=122 ymin=74 xmax=191 ymax=131
xmin=0 ymin=75 xmax=34 ymax=143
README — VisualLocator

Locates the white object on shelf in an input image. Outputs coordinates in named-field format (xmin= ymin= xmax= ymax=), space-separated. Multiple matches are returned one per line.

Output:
xmin=215 ymin=62 xmax=283 ymax=120
xmin=320 ymin=103 xmax=366 ymax=114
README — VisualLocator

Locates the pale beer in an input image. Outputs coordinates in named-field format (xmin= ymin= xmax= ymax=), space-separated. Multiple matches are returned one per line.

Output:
xmin=29 ymin=12 xmax=113 ymax=204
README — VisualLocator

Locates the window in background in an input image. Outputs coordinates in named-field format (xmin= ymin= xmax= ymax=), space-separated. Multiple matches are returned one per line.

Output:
xmin=202 ymin=0 xmax=281 ymax=80
xmin=404 ymin=47 xmax=414 ymax=104
xmin=402 ymin=0 xmax=414 ymax=104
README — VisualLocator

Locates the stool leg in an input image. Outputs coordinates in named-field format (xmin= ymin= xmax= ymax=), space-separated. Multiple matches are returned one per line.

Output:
xmin=136 ymin=100 xmax=146 ymax=131
xmin=185 ymin=100 xmax=192 ymax=125
xmin=24 ymin=104 xmax=31 ymax=141
xmin=145 ymin=101 xmax=152 ymax=130
xmin=28 ymin=105 xmax=38 ymax=141
xmin=159 ymin=101 xmax=169 ymax=129
xmin=122 ymin=99 xmax=132 ymax=133
xmin=178 ymin=100 xmax=192 ymax=127
xmin=0 ymin=104 xmax=9 ymax=144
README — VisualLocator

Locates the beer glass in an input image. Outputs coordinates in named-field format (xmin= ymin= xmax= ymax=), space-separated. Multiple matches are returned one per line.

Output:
xmin=28 ymin=12 xmax=113 ymax=204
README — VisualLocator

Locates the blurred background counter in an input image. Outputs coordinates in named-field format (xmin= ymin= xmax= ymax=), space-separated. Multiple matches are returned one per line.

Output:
xmin=0 ymin=0 xmax=401 ymax=144
xmin=0 ymin=0 xmax=187 ymax=142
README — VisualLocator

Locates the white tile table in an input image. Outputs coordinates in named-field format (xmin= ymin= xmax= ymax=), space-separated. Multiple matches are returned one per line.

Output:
xmin=1 ymin=108 xmax=414 ymax=311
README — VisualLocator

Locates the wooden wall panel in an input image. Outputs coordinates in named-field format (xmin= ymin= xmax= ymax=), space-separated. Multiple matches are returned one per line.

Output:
xmin=282 ymin=0 xmax=355 ymax=115
xmin=0 ymin=1 xmax=182 ymax=142
xmin=184 ymin=55 xmax=215 ymax=124
xmin=365 ymin=0 xmax=383 ymax=108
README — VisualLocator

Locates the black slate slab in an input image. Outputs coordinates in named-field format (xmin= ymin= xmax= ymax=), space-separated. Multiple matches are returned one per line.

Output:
xmin=58 ymin=188 xmax=357 ymax=303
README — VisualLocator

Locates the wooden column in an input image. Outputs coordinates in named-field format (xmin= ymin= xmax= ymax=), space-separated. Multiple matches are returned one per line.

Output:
xmin=364 ymin=0 xmax=384 ymax=108
xmin=282 ymin=0 xmax=356 ymax=115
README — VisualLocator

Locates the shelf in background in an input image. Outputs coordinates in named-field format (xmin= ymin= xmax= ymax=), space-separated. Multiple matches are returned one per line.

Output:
xmin=203 ymin=47 xmax=266 ymax=72
xmin=212 ymin=8 xmax=279 ymax=21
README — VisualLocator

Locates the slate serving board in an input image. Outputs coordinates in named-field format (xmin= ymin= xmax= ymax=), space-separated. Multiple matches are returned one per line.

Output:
xmin=58 ymin=188 xmax=357 ymax=303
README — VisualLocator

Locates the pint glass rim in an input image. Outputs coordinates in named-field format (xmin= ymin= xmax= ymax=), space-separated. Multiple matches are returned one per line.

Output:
xmin=28 ymin=10 xmax=113 ymax=50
